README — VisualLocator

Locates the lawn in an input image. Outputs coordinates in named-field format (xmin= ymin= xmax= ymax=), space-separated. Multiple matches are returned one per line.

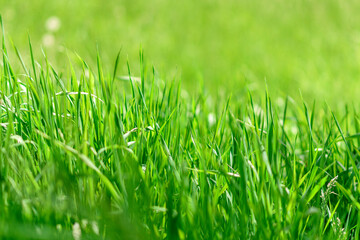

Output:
xmin=1 ymin=1 xmax=360 ymax=239
xmin=2 ymin=0 xmax=360 ymax=103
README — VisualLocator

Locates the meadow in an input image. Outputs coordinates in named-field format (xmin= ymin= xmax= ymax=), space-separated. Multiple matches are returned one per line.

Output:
xmin=1 ymin=0 xmax=360 ymax=239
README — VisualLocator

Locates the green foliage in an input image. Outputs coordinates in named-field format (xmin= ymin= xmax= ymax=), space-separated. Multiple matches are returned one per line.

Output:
xmin=1 ymin=19 xmax=360 ymax=239
xmin=2 ymin=0 xmax=360 ymax=103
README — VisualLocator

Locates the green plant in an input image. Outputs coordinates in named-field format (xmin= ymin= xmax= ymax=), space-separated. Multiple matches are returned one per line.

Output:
xmin=1 ymin=16 xmax=360 ymax=239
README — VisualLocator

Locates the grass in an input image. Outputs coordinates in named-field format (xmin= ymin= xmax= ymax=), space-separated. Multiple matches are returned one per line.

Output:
xmin=1 ymin=16 xmax=360 ymax=239
xmin=2 ymin=0 xmax=360 ymax=103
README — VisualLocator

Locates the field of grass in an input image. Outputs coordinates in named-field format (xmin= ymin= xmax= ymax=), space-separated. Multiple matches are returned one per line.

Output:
xmin=2 ymin=0 xmax=360 ymax=104
xmin=1 ymin=1 xmax=360 ymax=239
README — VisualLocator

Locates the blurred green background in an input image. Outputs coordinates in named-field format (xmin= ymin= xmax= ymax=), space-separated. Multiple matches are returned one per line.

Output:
xmin=1 ymin=0 xmax=360 ymax=104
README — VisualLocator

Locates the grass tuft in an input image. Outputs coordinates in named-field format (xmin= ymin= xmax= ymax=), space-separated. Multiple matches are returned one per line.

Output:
xmin=1 ymin=19 xmax=360 ymax=240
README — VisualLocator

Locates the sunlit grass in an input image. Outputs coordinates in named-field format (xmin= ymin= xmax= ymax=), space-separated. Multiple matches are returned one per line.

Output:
xmin=1 ymin=16 xmax=360 ymax=239
xmin=2 ymin=0 xmax=360 ymax=103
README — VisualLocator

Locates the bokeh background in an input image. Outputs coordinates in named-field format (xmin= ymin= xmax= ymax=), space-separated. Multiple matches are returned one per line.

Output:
xmin=1 ymin=0 xmax=360 ymax=105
